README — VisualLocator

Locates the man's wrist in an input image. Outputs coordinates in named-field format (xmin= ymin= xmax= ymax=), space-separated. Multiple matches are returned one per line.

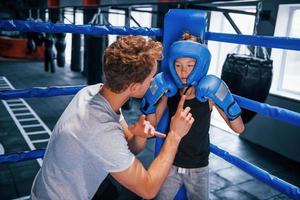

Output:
xmin=128 ymin=127 xmax=139 ymax=137
xmin=167 ymin=130 xmax=181 ymax=144
xmin=133 ymin=134 xmax=147 ymax=141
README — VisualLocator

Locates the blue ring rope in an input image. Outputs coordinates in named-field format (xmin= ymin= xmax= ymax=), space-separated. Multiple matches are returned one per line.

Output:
xmin=1 ymin=20 xmax=300 ymax=50
xmin=0 ymin=149 xmax=45 ymax=164
xmin=0 ymin=85 xmax=84 ymax=99
xmin=1 ymin=86 xmax=299 ymax=127
xmin=234 ymin=94 xmax=300 ymax=127
xmin=0 ymin=20 xmax=162 ymax=36
xmin=210 ymin=144 xmax=300 ymax=199
xmin=206 ymin=32 xmax=300 ymax=51
xmin=1 ymin=145 xmax=299 ymax=199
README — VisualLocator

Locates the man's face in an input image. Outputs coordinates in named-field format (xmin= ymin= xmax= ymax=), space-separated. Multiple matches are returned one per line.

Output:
xmin=174 ymin=57 xmax=196 ymax=84
xmin=132 ymin=62 xmax=158 ymax=98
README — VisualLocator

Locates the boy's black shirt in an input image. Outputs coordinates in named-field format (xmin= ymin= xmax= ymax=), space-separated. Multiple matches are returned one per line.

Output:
xmin=168 ymin=92 xmax=211 ymax=168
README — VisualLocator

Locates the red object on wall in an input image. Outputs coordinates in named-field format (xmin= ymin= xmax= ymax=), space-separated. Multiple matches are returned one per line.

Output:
xmin=158 ymin=0 xmax=177 ymax=2
xmin=0 ymin=37 xmax=44 ymax=60
xmin=48 ymin=0 xmax=59 ymax=8
xmin=83 ymin=0 xmax=100 ymax=6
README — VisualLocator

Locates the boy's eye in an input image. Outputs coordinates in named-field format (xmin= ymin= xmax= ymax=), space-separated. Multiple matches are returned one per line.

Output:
xmin=188 ymin=65 xmax=195 ymax=68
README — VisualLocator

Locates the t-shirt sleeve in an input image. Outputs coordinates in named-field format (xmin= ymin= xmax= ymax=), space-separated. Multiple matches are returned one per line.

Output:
xmin=91 ymin=123 xmax=135 ymax=173
xmin=119 ymin=110 xmax=125 ymax=123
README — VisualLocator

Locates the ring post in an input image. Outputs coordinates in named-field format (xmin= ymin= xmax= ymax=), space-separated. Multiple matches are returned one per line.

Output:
xmin=155 ymin=9 xmax=209 ymax=200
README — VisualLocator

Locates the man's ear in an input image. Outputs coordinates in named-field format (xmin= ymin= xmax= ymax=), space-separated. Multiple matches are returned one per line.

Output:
xmin=128 ymin=82 xmax=140 ymax=94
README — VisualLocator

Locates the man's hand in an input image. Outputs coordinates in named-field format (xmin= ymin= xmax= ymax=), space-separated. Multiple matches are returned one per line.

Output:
xmin=128 ymin=115 xmax=166 ymax=138
xmin=169 ymin=95 xmax=194 ymax=139
xmin=112 ymin=98 xmax=193 ymax=199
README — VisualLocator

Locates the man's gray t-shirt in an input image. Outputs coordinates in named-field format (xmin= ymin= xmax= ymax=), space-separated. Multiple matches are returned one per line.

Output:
xmin=31 ymin=84 xmax=135 ymax=200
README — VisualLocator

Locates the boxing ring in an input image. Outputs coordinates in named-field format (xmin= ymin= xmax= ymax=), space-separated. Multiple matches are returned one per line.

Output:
xmin=0 ymin=9 xmax=300 ymax=200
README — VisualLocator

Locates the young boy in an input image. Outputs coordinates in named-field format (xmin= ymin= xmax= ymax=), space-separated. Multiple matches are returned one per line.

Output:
xmin=31 ymin=35 xmax=194 ymax=200
xmin=142 ymin=33 xmax=245 ymax=200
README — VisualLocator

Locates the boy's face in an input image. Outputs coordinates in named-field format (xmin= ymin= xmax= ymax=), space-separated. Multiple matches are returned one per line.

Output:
xmin=174 ymin=57 xmax=196 ymax=84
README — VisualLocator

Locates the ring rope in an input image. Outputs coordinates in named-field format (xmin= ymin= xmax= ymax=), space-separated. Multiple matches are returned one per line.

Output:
xmin=234 ymin=95 xmax=300 ymax=127
xmin=210 ymin=144 xmax=300 ymax=199
xmin=206 ymin=32 xmax=300 ymax=51
xmin=1 ymin=86 xmax=299 ymax=127
xmin=0 ymin=85 xmax=84 ymax=99
xmin=0 ymin=149 xmax=45 ymax=164
xmin=0 ymin=19 xmax=162 ymax=36
xmin=1 ymin=145 xmax=299 ymax=199
xmin=1 ymin=19 xmax=300 ymax=50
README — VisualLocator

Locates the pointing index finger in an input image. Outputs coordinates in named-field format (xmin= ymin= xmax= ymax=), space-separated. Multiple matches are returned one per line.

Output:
xmin=154 ymin=131 xmax=166 ymax=138
xmin=176 ymin=95 xmax=186 ymax=114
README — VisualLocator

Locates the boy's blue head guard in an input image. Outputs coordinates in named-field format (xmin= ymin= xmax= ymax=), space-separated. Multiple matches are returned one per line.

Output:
xmin=168 ymin=40 xmax=211 ymax=88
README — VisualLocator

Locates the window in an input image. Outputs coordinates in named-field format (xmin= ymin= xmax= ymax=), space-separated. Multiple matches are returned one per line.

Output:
xmin=207 ymin=7 xmax=255 ymax=133
xmin=64 ymin=9 xmax=80 ymax=65
xmin=271 ymin=5 xmax=300 ymax=100
xmin=108 ymin=9 xmax=125 ymax=45
xmin=108 ymin=7 xmax=152 ymax=45
xmin=208 ymin=7 xmax=256 ymax=75
xmin=130 ymin=7 xmax=152 ymax=28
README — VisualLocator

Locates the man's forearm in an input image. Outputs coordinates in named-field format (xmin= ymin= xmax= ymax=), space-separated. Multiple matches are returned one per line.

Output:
xmin=145 ymin=131 xmax=181 ymax=195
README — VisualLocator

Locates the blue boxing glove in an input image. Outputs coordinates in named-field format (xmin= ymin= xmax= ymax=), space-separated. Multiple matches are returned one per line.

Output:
xmin=141 ymin=72 xmax=177 ymax=114
xmin=195 ymin=75 xmax=241 ymax=120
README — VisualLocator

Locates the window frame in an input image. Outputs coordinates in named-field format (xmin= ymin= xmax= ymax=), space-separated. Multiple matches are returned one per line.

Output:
xmin=207 ymin=7 xmax=256 ymax=133
xmin=270 ymin=4 xmax=300 ymax=101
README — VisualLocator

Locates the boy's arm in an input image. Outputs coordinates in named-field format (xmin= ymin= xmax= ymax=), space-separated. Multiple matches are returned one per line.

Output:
xmin=213 ymin=101 xmax=244 ymax=134
xmin=196 ymin=75 xmax=244 ymax=133
xmin=146 ymin=95 xmax=168 ymax=126
xmin=111 ymin=95 xmax=194 ymax=199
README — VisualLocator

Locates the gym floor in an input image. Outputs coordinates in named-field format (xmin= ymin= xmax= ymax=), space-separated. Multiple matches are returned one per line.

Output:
xmin=0 ymin=59 xmax=299 ymax=200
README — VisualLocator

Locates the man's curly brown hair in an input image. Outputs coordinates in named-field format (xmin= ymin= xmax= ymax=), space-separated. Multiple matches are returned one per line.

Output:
xmin=104 ymin=36 xmax=162 ymax=93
